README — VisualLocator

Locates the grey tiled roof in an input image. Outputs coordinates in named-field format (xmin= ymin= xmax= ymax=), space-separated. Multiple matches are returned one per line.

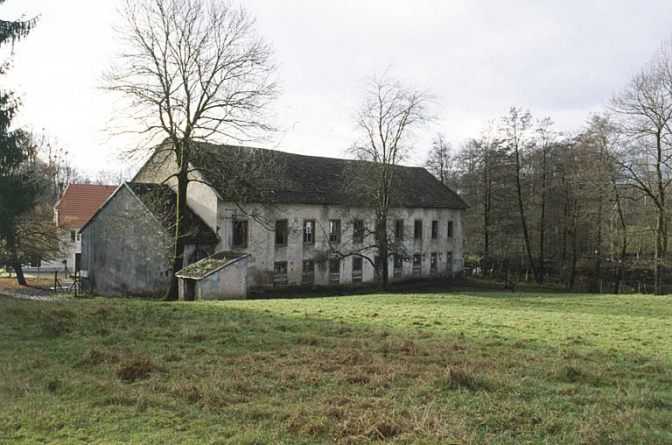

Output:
xmin=191 ymin=144 xmax=467 ymax=209
xmin=127 ymin=182 xmax=218 ymax=244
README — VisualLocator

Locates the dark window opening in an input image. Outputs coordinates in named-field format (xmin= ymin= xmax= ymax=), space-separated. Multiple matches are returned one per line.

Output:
xmin=329 ymin=219 xmax=341 ymax=243
xmin=188 ymin=249 xmax=208 ymax=265
xmin=414 ymin=220 xmax=422 ymax=240
xmin=447 ymin=220 xmax=454 ymax=238
xmin=393 ymin=256 xmax=403 ymax=278
xmin=353 ymin=220 xmax=364 ymax=243
xmin=274 ymin=261 xmax=288 ymax=287
xmin=329 ymin=259 xmax=340 ymax=284
xmin=431 ymin=220 xmax=439 ymax=239
xmin=302 ymin=260 xmax=315 ymax=285
xmin=412 ymin=254 xmax=422 ymax=275
xmin=447 ymin=251 xmax=453 ymax=273
xmin=303 ymin=220 xmax=315 ymax=244
xmin=430 ymin=252 xmax=438 ymax=272
xmin=352 ymin=257 xmax=363 ymax=283
xmin=70 ymin=230 xmax=76 ymax=242
xmin=395 ymin=220 xmax=404 ymax=241
xmin=275 ymin=220 xmax=288 ymax=246
xmin=232 ymin=219 xmax=248 ymax=248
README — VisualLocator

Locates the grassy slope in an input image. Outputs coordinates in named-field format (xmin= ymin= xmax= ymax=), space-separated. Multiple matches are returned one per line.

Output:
xmin=0 ymin=291 xmax=670 ymax=444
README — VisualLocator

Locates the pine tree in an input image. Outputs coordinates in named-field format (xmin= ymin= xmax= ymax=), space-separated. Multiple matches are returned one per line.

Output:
xmin=0 ymin=1 xmax=38 ymax=284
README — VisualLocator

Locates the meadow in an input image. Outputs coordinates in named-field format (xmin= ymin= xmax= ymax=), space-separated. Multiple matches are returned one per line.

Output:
xmin=0 ymin=285 xmax=670 ymax=444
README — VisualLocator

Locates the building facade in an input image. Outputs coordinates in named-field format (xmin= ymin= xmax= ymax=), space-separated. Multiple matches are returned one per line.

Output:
xmin=130 ymin=143 xmax=467 ymax=297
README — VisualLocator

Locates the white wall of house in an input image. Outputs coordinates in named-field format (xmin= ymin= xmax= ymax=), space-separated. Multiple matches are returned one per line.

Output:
xmin=215 ymin=200 xmax=465 ymax=290
xmin=38 ymin=228 xmax=80 ymax=272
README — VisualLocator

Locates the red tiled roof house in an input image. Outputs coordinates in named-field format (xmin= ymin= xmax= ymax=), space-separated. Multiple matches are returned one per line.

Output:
xmin=40 ymin=184 xmax=116 ymax=272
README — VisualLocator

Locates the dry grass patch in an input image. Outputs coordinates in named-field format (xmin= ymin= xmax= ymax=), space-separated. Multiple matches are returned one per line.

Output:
xmin=116 ymin=353 xmax=159 ymax=382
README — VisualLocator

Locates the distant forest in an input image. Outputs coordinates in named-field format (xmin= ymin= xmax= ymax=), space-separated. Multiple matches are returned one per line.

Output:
xmin=424 ymin=41 xmax=672 ymax=295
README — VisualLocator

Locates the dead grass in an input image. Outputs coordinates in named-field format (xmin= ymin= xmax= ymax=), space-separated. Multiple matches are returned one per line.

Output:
xmin=116 ymin=353 xmax=159 ymax=382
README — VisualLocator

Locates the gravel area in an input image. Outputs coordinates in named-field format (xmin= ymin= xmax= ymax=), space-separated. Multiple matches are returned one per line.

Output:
xmin=0 ymin=281 xmax=73 ymax=302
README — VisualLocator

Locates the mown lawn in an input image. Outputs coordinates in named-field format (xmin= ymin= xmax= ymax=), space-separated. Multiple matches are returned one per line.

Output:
xmin=0 ymin=290 xmax=670 ymax=444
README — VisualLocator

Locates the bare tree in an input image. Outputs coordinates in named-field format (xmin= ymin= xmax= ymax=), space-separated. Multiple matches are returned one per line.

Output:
xmin=499 ymin=107 xmax=539 ymax=283
xmin=533 ymin=117 xmax=559 ymax=283
xmin=103 ymin=0 xmax=278 ymax=299
xmin=610 ymin=40 xmax=672 ymax=295
xmin=424 ymin=133 xmax=453 ymax=185
xmin=348 ymin=70 xmax=434 ymax=290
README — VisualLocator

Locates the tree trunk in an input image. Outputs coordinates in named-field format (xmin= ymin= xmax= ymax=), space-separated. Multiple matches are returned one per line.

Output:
xmin=165 ymin=143 xmax=189 ymax=301
xmin=593 ymin=199 xmax=602 ymax=293
xmin=379 ymin=214 xmax=389 ymax=291
xmin=538 ymin=148 xmax=547 ymax=284
xmin=6 ymin=227 xmax=27 ymax=286
xmin=513 ymin=146 xmax=539 ymax=283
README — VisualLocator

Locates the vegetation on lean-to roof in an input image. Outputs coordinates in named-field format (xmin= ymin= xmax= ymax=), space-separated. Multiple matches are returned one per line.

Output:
xmin=176 ymin=251 xmax=247 ymax=280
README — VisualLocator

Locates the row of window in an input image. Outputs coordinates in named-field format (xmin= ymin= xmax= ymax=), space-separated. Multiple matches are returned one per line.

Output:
xmin=232 ymin=218 xmax=455 ymax=248
xmin=272 ymin=252 xmax=454 ymax=287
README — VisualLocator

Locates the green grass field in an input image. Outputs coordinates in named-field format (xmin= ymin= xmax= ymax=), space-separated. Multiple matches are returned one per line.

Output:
xmin=1 ymin=289 xmax=670 ymax=444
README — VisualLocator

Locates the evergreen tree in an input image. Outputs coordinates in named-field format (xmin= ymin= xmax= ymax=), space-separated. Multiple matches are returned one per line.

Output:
xmin=0 ymin=1 xmax=37 ymax=284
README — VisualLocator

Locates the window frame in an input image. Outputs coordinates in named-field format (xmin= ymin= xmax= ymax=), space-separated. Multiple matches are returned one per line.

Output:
xmin=273 ymin=261 xmax=288 ymax=287
xmin=414 ymin=220 xmax=423 ymax=240
xmin=275 ymin=219 xmax=289 ymax=246
xmin=393 ymin=255 xmax=403 ymax=278
xmin=328 ymin=219 xmax=341 ymax=244
xmin=353 ymin=219 xmax=365 ymax=244
xmin=431 ymin=220 xmax=439 ymax=239
xmin=412 ymin=253 xmax=422 ymax=275
xmin=328 ymin=258 xmax=340 ymax=284
xmin=232 ymin=219 xmax=248 ymax=248
xmin=447 ymin=220 xmax=454 ymax=238
xmin=302 ymin=260 xmax=315 ymax=285
xmin=303 ymin=219 xmax=315 ymax=244
xmin=395 ymin=219 xmax=404 ymax=241
xmin=352 ymin=256 xmax=363 ymax=283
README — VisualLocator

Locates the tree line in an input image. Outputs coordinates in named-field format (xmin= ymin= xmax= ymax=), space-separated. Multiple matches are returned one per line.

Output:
xmin=425 ymin=41 xmax=672 ymax=294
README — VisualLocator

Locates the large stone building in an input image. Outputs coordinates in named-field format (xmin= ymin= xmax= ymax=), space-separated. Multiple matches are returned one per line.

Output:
xmin=82 ymin=143 xmax=466 ymax=298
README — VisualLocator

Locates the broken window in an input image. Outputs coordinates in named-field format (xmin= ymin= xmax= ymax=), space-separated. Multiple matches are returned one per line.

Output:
xmin=447 ymin=220 xmax=454 ymax=238
xmin=302 ymin=260 xmax=315 ymax=285
xmin=274 ymin=261 xmax=288 ymax=287
xmin=329 ymin=219 xmax=341 ymax=243
xmin=232 ymin=219 xmax=248 ymax=248
xmin=275 ymin=220 xmax=288 ymax=246
xmin=395 ymin=220 xmax=404 ymax=241
xmin=303 ymin=220 xmax=315 ymax=244
xmin=329 ymin=259 xmax=340 ymax=284
xmin=353 ymin=220 xmax=364 ymax=243
xmin=352 ymin=257 xmax=363 ymax=283
xmin=393 ymin=256 xmax=403 ymax=278
xmin=414 ymin=220 xmax=423 ymax=240
xmin=430 ymin=252 xmax=438 ymax=272
xmin=412 ymin=254 xmax=421 ymax=275
xmin=431 ymin=221 xmax=439 ymax=239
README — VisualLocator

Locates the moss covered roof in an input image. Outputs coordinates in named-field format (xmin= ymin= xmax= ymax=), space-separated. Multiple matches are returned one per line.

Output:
xmin=175 ymin=251 xmax=249 ymax=280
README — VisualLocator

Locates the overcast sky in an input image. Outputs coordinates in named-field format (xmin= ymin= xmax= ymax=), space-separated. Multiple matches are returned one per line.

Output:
xmin=3 ymin=0 xmax=672 ymax=178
